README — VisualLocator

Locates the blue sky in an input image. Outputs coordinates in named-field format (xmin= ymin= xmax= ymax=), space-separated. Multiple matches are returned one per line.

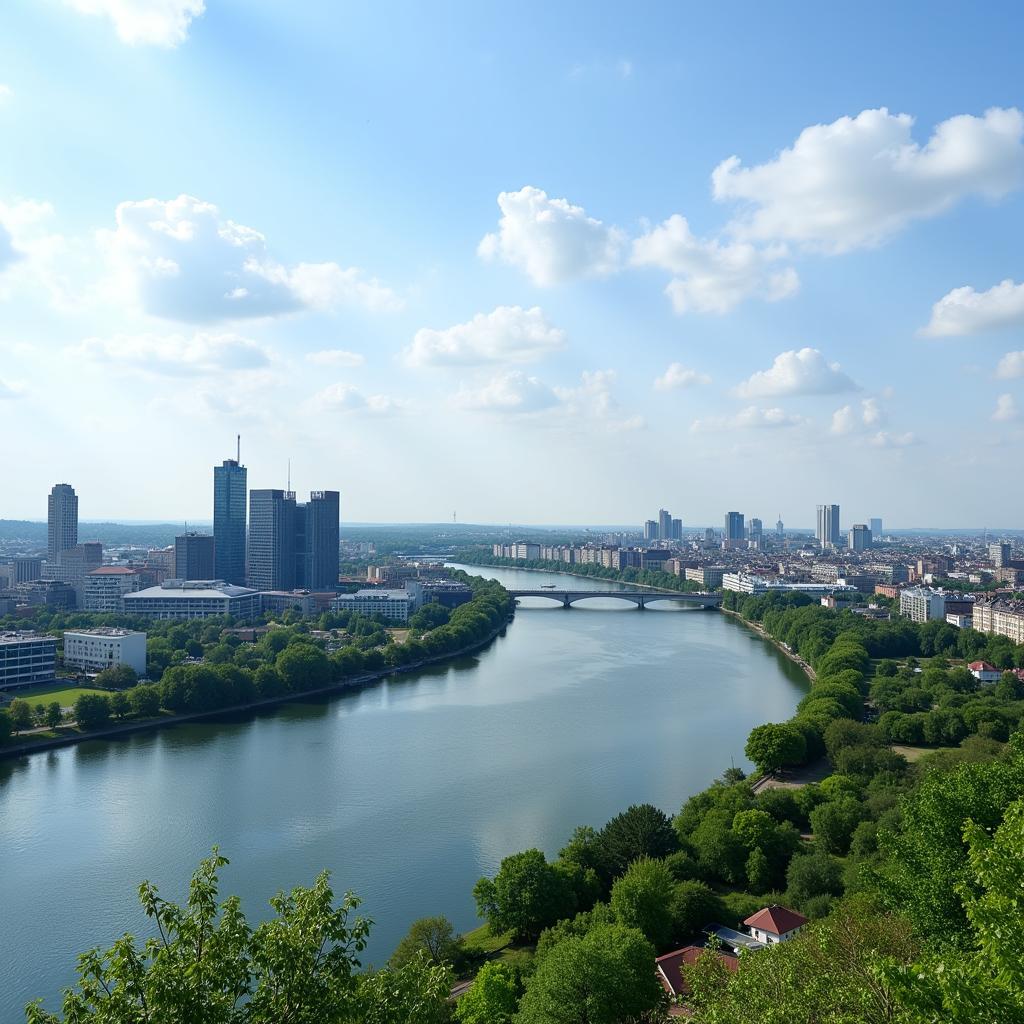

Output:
xmin=1 ymin=1 xmax=1023 ymax=528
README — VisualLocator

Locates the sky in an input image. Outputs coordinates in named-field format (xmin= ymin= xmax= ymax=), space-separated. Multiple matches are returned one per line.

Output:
xmin=1 ymin=1 xmax=1023 ymax=529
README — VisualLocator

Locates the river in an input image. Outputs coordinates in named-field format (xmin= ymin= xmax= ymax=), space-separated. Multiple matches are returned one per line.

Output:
xmin=0 ymin=564 xmax=808 ymax=1019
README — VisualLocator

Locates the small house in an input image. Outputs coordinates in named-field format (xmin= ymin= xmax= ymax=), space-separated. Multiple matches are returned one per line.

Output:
xmin=656 ymin=945 xmax=738 ymax=1000
xmin=968 ymin=660 xmax=1001 ymax=684
xmin=743 ymin=905 xmax=808 ymax=944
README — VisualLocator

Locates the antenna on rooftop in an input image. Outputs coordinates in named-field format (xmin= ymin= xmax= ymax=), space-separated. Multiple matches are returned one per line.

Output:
xmin=237 ymin=434 xmax=241 ymax=463
xmin=453 ymin=510 xmax=457 ymax=524
xmin=287 ymin=458 xmax=291 ymax=494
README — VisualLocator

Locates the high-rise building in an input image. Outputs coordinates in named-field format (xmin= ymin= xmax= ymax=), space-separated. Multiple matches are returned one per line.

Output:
xmin=214 ymin=455 xmax=247 ymax=586
xmin=989 ymin=542 xmax=1012 ymax=568
xmin=849 ymin=524 xmax=872 ymax=552
xmin=42 ymin=542 xmax=103 ymax=606
xmin=47 ymin=484 xmax=78 ymax=565
xmin=644 ymin=520 xmax=658 ymax=541
xmin=870 ymin=517 xmax=883 ymax=539
xmin=776 ymin=515 xmax=784 ymax=537
xmin=658 ymin=509 xmax=672 ymax=541
xmin=748 ymin=518 xmax=764 ymax=546
xmin=175 ymin=533 xmax=216 ymax=580
xmin=298 ymin=491 xmax=340 ymax=589
xmin=247 ymin=489 xmax=297 ymax=591
xmin=724 ymin=512 xmax=745 ymax=542
xmin=816 ymin=504 xmax=841 ymax=550
xmin=671 ymin=518 xmax=683 ymax=541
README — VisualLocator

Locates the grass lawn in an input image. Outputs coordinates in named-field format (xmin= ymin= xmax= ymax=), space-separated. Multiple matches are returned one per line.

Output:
xmin=8 ymin=684 xmax=109 ymax=709
xmin=461 ymin=923 xmax=533 ymax=972
xmin=890 ymin=743 xmax=957 ymax=762
xmin=462 ymin=923 xmax=511 ymax=955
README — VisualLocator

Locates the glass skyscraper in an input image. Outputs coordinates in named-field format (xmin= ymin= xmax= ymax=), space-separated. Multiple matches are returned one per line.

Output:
xmin=214 ymin=458 xmax=247 ymax=585
xmin=247 ymin=488 xmax=340 ymax=591
xmin=47 ymin=483 xmax=78 ymax=565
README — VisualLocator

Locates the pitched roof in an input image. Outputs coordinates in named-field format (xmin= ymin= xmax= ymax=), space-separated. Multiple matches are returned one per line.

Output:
xmin=968 ymin=661 xmax=997 ymax=671
xmin=743 ymin=904 xmax=807 ymax=935
xmin=655 ymin=946 xmax=738 ymax=997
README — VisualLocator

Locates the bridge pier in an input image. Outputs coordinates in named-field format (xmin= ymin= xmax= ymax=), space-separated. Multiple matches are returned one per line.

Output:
xmin=563 ymin=596 xmax=571 ymax=608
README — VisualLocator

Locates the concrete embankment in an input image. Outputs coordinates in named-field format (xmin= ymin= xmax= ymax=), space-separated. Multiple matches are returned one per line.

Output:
xmin=0 ymin=615 xmax=514 ymax=762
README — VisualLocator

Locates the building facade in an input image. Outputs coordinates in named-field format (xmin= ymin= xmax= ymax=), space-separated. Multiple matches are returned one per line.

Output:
xmin=214 ymin=458 xmax=248 ymax=586
xmin=47 ymin=483 xmax=78 ymax=565
xmin=298 ymin=490 xmax=340 ymax=589
xmin=972 ymin=598 xmax=1024 ymax=644
xmin=43 ymin=542 xmax=103 ymax=606
xmin=13 ymin=557 xmax=43 ymax=583
xmin=175 ymin=533 xmax=216 ymax=580
xmin=724 ymin=512 xmax=745 ymax=542
xmin=899 ymin=586 xmax=948 ymax=623
xmin=63 ymin=628 xmax=147 ymax=676
xmin=848 ymin=524 xmax=872 ymax=552
xmin=816 ymin=504 xmax=840 ymax=550
xmin=123 ymin=580 xmax=261 ymax=621
xmin=331 ymin=588 xmax=418 ymax=623
xmin=83 ymin=566 xmax=141 ymax=613
xmin=685 ymin=566 xmax=725 ymax=589
xmin=0 ymin=632 xmax=57 ymax=690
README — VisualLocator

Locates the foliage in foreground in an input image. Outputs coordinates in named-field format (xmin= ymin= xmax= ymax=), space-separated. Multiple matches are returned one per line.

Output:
xmin=26 ymin=851 xmax=452 ymax=1024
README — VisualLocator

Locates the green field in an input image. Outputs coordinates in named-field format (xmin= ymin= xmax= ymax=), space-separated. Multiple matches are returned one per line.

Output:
xmin=8 ymin=684 xmax=109 ymax=709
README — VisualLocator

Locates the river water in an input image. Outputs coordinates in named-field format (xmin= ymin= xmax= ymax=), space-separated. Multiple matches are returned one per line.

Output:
xmin=0 ymin=564 xmax=807 ymax=1019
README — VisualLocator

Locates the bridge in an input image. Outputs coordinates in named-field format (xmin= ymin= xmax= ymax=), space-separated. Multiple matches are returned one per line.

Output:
xmin=508 ymin=589 xmax=722 ymax=609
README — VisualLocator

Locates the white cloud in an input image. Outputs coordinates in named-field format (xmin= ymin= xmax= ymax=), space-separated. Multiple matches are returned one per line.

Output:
xmin=478 ymin=186 xmax=625 ymax=286
xmin=0 ymin=85 xmax=12 ymax=104
xmin=0 ymin=379 xmax=25 ymax=399
xmin=305 ymin=349 xmax=366 ymax=368
xmin=997 ymin=351 xmax=1024 ymax=379
xmin=713 ymin=107 xmax=1024 ymax=251
xmin=831 ymin=398 xmax=884 ymax=434
xmin=72 ymin=331 xmax=271 ymax=376
xmin=921 ymin=279 xmax=1024 ymax=337
xmin=654 ymin=362 xmax=711 ymax=391
xmin=100 ymin=195 xmax=399 ymax=322
xmin=405 ymin=305 xmax=566 ymax=368
xmin=632 ymin=214 xmax=798 ymax=314
xmin=0 ymin=198 xmax=75 ymax=305
xmin=455 ymin=371 xmax=561 ymax=415
xmin=691 ymin=405 xmax=804 ymax=433
xmin=555 ymin=369 xmax=645 ymax=431
xmin=736 ymin=347 xmax=858 ymax=398
xmin=309 ymin=384 xmax=407 ymax=416
xmin=868 ymin=430 xmax=920 ymax=448
xmin=64 ymin=0 xmax=205 ymax=47
xmin=992 ymin=393 xmax=1019 ymax=422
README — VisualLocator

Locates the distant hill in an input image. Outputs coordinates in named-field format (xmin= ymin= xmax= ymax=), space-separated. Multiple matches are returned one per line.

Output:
xmin=0 ymin=520 xmax=185 ymax=549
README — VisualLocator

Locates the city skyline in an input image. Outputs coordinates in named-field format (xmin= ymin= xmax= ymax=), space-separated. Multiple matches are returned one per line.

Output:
xmin=2 ymin=4 xmax=1024 ymax=525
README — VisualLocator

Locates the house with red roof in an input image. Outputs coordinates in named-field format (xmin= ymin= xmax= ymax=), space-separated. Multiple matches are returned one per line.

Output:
xmin=968 ymin=660 xmax=1001 ymax=683
xmin=742 ymin=904 xmax=808 ymax=944
xmin=656 ymin=945 xmax=738 ymax=1001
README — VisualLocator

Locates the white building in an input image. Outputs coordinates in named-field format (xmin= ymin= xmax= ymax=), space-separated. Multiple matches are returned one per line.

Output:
xmin=723 ymin=573 xmax=857 ymax=598
xmin=331 ymin=588 xmax=419 ymax=623
xmin=0 ymin=632 xmax=57 ymax=690
xmin=123 ymin=579 xmax=261 ymax=621
xmin=743 ymin=905 xmax=808 ymax=945
xmin=83 ymin=567 xmax=141 ymax=613
xmin=63 ymin=628 xmax=147 ymax=677
xmin=899 ymin=587 xmax=948 ymax=623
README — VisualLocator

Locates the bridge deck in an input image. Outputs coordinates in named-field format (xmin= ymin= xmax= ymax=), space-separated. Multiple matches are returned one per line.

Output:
xmin=508 ymin=588 xmax=721 ymax=607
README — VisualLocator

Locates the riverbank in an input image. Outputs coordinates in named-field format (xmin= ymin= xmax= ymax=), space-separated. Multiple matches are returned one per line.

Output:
xmin=451 ymin=559 xmax=691 ymax=595
xmin=0 ymin=614 xmax=513 ymax=761
xmin=720 ymin=607 xmax=816 ymax=682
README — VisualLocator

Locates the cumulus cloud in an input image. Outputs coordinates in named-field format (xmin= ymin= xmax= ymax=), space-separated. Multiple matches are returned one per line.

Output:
xmin=831 ymin=398 xmax=885 ymax=434
xmin=921 ymin=279 xmax=1024 ymax=337
xmin=997 ymin=351 xmax=1024 ymax=379
xmin=308 ymin=384 xmax=407 ymax=416
xmin=713 ymin=107 xmax=1024 ymax=251
xmin=64 ymin=0 xmax=205 ymax=47
xmin=100 ymin=195 xmax=399 ymax=322
xmin=405 ymin=305 xmax=566 ymax=368
xmin=992 ymin=393 xmax=1019 ymax=422
xmin=868 ymin=430 xmax=920 ymax=448
xmin=72 ymin=331 xmax=271 ymax=376
xmin=478 ymin=186 xmax=625 ymax=286
xmin=0 ymin=198 xmax=76 ymax=304
xmin=654 ymin=362 xmax=711 ymax=391
xmin=632 ymin=214 xmax=798 ymax=314
xmin=305 ymin=349 xmax=365 ymax=368
xmin=736 ymin=348 xmax=858 ymax=398
xmin=455 ymin=371 xmax=561 ymax=415
xmin=691 ymin=405 xmax=804 ymax=433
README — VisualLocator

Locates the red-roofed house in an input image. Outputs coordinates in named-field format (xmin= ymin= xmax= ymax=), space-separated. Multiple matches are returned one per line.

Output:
xmin=656 ymin=945 xmax=738 ymax=1000
xmin=968 ymin=660 xmax=1001 ymax=683
xmin=743 ymin=905 xmax=808 ymax=944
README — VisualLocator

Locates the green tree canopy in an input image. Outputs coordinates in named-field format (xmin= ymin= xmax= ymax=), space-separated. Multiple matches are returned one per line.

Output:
xmin=608 ymin=857 xmax=675 ymax=949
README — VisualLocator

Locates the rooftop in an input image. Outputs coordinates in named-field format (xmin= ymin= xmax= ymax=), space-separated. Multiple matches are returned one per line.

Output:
xmin=64 ymin=627 xmax=145 ymax=638
xmin=126 ymin=580 xmax=258 ymax=600
xmin=0 ymin=631 xmax=57 ymax=645
xmin=656 ymin=946 xmax=738 ymax=997
xmin=88 ymin=566 xmax=139 ymax=576
xmin=743 ymin=905 xmax=808 ymax=935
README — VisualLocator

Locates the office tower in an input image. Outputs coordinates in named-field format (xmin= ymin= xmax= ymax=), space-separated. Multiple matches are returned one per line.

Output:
xmin=13 ymin=557 xmax=43 ymax=583
xmin=989 ymin=542 xmax=1011 ymax=568
xmin=776 ymin=514 xmax=784 ymax=537
xmin=298 ymin=491 xmax=340 ymax=589
xmin=214 ymin=452 xmax=247 ymax=586
xmin=748 ymin=518 xmax=763 ymax=545
xmin=175 ymin=532 xmax=216 ymax=579
xmin=658 ymin=509 xmax=672 ymax=541
xmin=671 ymin=518 xmax=683 ymax=541
xmin=816 ymin=504 xmax=840 ymax=550
xmin=724 ymin=512 xmax=745 ymax=542
xmin=849 ymin=524 xmax=872 ymax=552
xmin=47 ymin=484 xmax=78 ymax=565
xmin=644 ymin=520 xmax=658 ymax=541
xmin=870 ymin=517 xmax=882 ymax=539
xmin=247 ymin=489 xmax=297 ymax=591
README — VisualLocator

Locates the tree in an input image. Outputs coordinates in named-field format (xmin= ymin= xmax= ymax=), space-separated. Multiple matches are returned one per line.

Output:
xmin=746 ymin=847 xmax=772 ymax=894
xmin=809 ymin=796 xmax=866 ymax=855
xmin=44 ymin=701 xmax=63 ymax=729
xmin=128 ymin=684 xmax=161 ymax=717
xmin=108 ymin=690 xmax=131 ymax=719
xmin=276 ymin=644 xmax=331 ymax=693
xmin=73 ymin=692 xmax=111 ymax=731
xmin=455 ymin=961 xmax=522 ymax=1024
xmin=355 ymin=954 xmax=453 ymax=1024
xmin=95 ymin=664 xmax=138 ymax=689
xmin=515 ymin=924 xmax=664 ymax=1024
xmin=597 ymin=804 xmax=678 ymax=879
xmin=473 ymin=849 xmax=574 ymax=943
xmin=0 ymin=708 xmax=11 ymax=742
xmin=609 ymin=857 xmax=675 ymax=949
xmin=744 ymin=723 xmax=807 ymax=775
xmin=9 ymin=698 xmax=33 ymax=734
xmin=389 ymin=915 xmax=462 ymax=969
xmin=785 ymin=852 xmax=844 ymax=908
xmin=669 ymin=880 xmax=723 ymax=941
